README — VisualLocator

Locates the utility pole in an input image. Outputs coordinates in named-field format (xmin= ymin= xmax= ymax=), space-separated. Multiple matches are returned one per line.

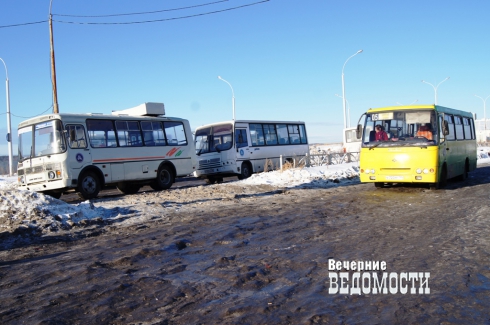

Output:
xmin=49 ymin=0 xmax=59 ymax=113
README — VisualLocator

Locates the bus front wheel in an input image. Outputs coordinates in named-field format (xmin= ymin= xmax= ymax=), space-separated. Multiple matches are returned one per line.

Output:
xmin=374 ymin=182 xmax=385 ymax=188
xmin=45 ymin=191 xmax=62 ymax=199
xmin=238 ymin=162 xmax=252 ymax=180
xmin=78 ymin=171 xmax=101 ymax=200
xmin=205 ymin=177 xmax=217 ymax=184
xmin=431 ymin=165 xmax=447 ymax=190
xmin=457 ymin=160 xmax=469 ymax=181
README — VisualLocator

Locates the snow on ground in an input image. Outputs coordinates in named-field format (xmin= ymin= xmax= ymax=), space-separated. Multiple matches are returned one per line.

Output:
xmin=1 ymin=147 xmax=490 ymax=242
xmin=0 ymin=162 xmax=360 ymax=240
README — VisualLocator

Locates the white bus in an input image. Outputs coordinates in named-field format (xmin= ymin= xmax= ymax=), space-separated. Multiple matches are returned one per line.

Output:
xmin=17 ymin=103 xmax=197 ymax=199
xmin=194 ymin=120 xmax=308 ymax=183
xmin=342 ymin=127 xmax=362 ymax=153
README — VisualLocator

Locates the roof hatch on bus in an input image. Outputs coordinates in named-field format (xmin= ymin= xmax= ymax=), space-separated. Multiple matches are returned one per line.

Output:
xmin=112 ymin=102 xmax=165 ymax=117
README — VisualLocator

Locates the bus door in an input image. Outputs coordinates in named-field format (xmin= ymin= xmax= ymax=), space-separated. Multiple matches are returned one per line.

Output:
xmin=65 ymin=124 xmax=91 ymax=170
xmin=235 ymin=128 xmax=250 ymax=162
xmin=438 ymin=114 xmax=449 ymax=170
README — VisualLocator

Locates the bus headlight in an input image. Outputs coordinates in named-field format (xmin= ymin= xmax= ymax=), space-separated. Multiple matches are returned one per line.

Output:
xmin=48 ymin=171 xmax=56 ymax=179
xmin=18 ymin=176 xmax=25 ymax=184
xmin=416 ymin=168 xmax=422 ymax=174
xmin=423 ymin=169 xmax=429 ymax=174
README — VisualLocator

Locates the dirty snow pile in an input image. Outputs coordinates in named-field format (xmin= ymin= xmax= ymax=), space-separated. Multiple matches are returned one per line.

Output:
xmin=238 ymin=162 xmax=360 ymax=188
xmin=0 ymin=163 xmax=360 ymax=241
xmin=2 ymin=149 xmax=490 ymax=245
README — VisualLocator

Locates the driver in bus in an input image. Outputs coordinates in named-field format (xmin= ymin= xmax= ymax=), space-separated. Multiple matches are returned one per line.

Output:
xmin=416 ymin=123 xmax=433 ymax=140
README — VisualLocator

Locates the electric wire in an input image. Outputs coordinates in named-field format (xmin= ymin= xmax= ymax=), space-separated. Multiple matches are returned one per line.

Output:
xmin=53 ymin=1 xmax=269 ymax=25
xmin=53 ymin=0 xmax=229 ymax=18
xmin=0 ymin=0 xmax=269 ymax=28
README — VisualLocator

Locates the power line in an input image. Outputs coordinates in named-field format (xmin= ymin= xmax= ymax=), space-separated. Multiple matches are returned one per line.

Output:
xmin=0 ymin=0 xmax=269 ymax=29
xmin=53 ymin=1 xmax=270 ymax=25
xmin=0 ymin=20 xmax=47 ymax=29
xmin=8 ymin=106 xmax=53 ymax=119
xmin=53 ymin=0 xmax=229 ymax=18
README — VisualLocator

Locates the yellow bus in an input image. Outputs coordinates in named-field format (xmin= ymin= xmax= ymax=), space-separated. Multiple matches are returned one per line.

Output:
xmin=356 ymin=105 xmax=477 ymax=189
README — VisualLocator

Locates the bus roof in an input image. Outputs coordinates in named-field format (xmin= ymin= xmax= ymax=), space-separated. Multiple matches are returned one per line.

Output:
xmin=17 ymin=112 xmax=188 ymax=129
xmin=366 ymin=104 xmax=474 ymax=118
xmin=195 ymin=119 xmax=306 ymax=130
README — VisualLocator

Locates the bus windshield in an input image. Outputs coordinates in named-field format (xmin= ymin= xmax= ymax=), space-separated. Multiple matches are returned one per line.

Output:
xmin=195 ymin=123 xmax=233 ymax=154
xmin=362 ymin=109 xmax=438 ymax=148
xmin=18 ymin=120 xmax=66 ymax=161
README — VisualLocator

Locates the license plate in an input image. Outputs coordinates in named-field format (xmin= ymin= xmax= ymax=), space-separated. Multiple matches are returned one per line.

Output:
xmin=385 ymin=176 xmax=403 ymax=180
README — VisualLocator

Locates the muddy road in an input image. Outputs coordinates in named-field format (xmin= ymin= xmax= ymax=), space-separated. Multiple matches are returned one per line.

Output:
xmin=1 ymin=165 xmax=490 ymax=324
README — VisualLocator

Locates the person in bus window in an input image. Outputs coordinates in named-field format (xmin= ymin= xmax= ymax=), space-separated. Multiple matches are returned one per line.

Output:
xmin=374 ymin=124 xmax=388 ymax=141
xmin=416 ymin=123 xmax=433 ymax=140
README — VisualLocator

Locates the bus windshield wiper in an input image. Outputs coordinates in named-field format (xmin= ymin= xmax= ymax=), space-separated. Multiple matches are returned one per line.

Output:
xmin=369 ymin=142 xmax=382 ymax=150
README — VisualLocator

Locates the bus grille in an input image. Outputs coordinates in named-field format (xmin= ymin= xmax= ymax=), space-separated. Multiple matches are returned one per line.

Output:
xmin=380 ymin=168 xmax=411 ymax=174
xmin=198 ymin=158 xmax=221 ymax=170
xmin=24 ymin=166 xmax=44 ymax=174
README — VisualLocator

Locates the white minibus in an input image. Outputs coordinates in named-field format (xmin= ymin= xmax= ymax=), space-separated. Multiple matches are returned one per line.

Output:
xmin=17 ymin=103 xmax=196 ymax=199
xmin=194 ymin=120 xmax=308 ymax=183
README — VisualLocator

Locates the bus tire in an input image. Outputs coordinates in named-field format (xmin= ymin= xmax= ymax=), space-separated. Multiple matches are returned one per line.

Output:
xmin=238 ymin=162 xmax=252 ymax=180
xmin=152 ymin=165 xmax=174 ymax=190
xmin=434 ymin=164 xmax=448 ymax=189
xmin=45 ymin=191 xmax=62 ymax=199
xmin=205 ymin=177 xmax=217 ymax=184
xmin=116 ymin=182 xmax=141 ymax=194
xmin=458 ymin=160 xmax=469 ymax=181
xmin=78 ymin=171 xmax=101 ymax=200
xmin=374 ymin=182 xmax=384 ymax=188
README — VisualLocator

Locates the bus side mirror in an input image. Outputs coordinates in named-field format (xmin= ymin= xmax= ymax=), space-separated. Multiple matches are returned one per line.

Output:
xmin=442 ymin=120 xmax=449 ymax=136
xmin=356 ymin=124 xmax=363 ymax=139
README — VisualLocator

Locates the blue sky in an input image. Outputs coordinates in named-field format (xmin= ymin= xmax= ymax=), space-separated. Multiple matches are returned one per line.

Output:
xmin=1 ymin=0 xmax=490 ymax=156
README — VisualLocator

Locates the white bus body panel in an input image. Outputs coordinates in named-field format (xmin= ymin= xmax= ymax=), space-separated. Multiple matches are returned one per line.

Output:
xmin=16 ymin=107 xmax=196 ymax=197
xmin=194 ymin=120 xmax=308 ymax=179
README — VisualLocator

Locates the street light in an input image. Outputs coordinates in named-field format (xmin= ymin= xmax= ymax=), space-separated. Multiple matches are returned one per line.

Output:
xmin=421 ymin=77 xmax=449 ymax=105
xmin=218 ymin=76 xmax=235 ymax=120
xmin=475 ymin=94 xmax=490 ymax=131
xmin=335 ymin=94 xmax=351 ymax=128
xmin=341 ymin=49 xmax=363 ymax=129
xmin=0 ymin=57 xmax=13 ymax=176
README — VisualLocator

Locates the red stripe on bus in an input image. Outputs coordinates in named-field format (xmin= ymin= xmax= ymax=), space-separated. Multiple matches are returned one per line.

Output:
xmin=92 ymin=156 xmax=167 ymax=163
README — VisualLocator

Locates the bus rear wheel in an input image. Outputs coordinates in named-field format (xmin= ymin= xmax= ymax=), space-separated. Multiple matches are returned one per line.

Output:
xmin=116 ymin=182 xmax=141 ymax=194
xmin=78 ymin=171 xmax=101 ymax=200
xmin=152 ymin=165 xmax=174 ymax=190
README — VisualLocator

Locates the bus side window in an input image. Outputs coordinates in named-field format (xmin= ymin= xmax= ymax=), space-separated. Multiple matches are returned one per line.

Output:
xmin=164 ymin=122 xmax=187 ymax=146
xmin=235 ymin=129 xmax=248 ymax=148
xmin=66 ymin=125 xmax=87 ymax=149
